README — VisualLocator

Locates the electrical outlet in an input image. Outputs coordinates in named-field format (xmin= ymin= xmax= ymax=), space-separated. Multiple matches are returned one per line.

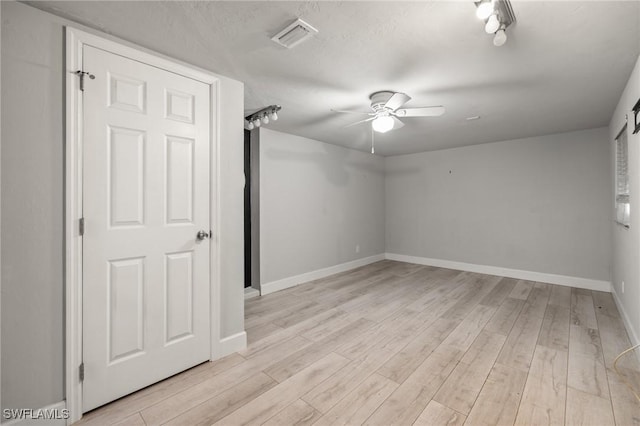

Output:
xmin=355 ymin=245 xmax=360 ymax=253
xmin=622 ymin=281 xmax=625 ymax=293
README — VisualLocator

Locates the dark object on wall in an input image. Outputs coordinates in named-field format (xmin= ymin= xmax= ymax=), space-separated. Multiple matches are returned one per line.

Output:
xmin=633 ymin=98 xmax=640 ymax=134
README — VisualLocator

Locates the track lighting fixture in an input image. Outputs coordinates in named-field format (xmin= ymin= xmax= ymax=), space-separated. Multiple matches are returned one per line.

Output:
xmin=475 ymin=0 xmax=494 ymax=20
xmin=474 ymin=0 xmax=515 ymax=47
xmin=485 ymin=14 xmax=500 ymax=34
xmin=245 ymin=105 xmax=282 ymax=130
xmin=493 ymin=28 xmax=507 ymax=46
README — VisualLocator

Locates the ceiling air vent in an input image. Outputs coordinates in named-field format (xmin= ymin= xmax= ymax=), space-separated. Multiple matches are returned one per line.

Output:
xmin=271 ymin=18 xmax=318 ymax=49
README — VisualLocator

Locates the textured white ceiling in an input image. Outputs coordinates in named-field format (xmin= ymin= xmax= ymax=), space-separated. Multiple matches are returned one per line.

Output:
xmin=28 ymin=1 xmax=640 ymax=155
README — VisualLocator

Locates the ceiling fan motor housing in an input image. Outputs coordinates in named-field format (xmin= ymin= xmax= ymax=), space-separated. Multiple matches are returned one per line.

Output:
xmin=370 ymin=91 xmax=396 ymax=111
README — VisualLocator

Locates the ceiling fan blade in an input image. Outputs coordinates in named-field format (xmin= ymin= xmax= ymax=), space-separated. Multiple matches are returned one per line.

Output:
xmin=395 ymin=106 xmax=445 ymax=117
xmin=331 ymin=109 xmax=374 ymax=115
xmin=392 ymin=116 xmax=405 ymax=130
xmin=345 ymin=116 xmax=376 ymax=128
xmin=384 ymin=92 xmax=411 ymax=111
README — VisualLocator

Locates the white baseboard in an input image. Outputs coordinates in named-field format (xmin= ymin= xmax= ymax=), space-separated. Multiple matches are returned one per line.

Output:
xmin=260 ymin=254 xmax=386 ymax=296
xmin=610 ymin=286 xmax=640 ymax=363
xmin=212 ymin=331 xmax=247 ymax=359
xmin=385 ymin=253 xmax=612 ymax=293
xmin=244 ymin=287 xmax=260 ymax=300
xmin=2 ymin=401 xmax=67 ymax=426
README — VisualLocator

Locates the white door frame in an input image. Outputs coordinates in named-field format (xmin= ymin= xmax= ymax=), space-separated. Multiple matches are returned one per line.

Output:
xmin=65 ymin=27 xmax=221 ymax=424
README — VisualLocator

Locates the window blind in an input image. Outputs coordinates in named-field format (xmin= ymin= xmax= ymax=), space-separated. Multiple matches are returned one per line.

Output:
xmin=615 ymin=125 xmax=630 ymax=226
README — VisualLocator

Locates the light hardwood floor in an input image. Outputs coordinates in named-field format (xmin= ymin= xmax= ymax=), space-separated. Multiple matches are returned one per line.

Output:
xmin=78 ymin=260 xmax=640 ymax=425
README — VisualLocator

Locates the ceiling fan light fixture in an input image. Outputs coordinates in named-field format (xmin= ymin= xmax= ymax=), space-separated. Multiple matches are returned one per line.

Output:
xmin=485 ymin=14 xmax=501 ymax=34
xmin=476 ymin=0 xmax=494 ymax=20
xmin=372 ymin=115 xmax=394 ymax=133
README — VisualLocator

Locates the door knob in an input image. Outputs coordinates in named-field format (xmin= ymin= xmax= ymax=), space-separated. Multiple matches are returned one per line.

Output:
xmin=196 ymin=230 xmax=210 ymax=241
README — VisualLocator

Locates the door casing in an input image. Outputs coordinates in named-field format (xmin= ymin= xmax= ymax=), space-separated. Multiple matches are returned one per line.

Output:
xmin=65 ymin=27 xmax=222 ymax=424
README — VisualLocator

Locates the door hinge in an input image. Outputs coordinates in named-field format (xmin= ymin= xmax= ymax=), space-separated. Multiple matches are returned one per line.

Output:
xmin=79 ymin=218 xmax=85 ymax=236
xmin=79 ymin=363 xmax=85 ymax=381
xmin=75 ymin=70 xmax=95 ymax=92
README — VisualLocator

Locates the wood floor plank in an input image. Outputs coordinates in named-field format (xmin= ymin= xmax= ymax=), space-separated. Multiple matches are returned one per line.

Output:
xmin=592 ymin=291 xmax=621 ymax=318
xmin=263 ymin=318 xmax=376 ymax=383
xmin=303 ymin=335 xmax=402 ymax=414
xmin=567 ymin=351 xmax=610 ymax=399
xmin=496 ymin=303 xmax=545 ymax=372
xmin=413 ymin=400 xmax=466 ymax=426
xmin=159 ymin=373 xmax=276 ymax=426
xmin=548 ymin=285 xmax=571 ymax=307
xmin=520 ymin=283 xmax=551 ymax=318
xmin=440 ymin=275 xmax=501 ymax=322
xmin=376 ymin=318 xmax=459 ymax=384
xmin=246 ymin=322 xmax=283 ymax=345
xmin=433 ymin=331 xmax=506 ymax=415
xmin=537 ymin=304 xmax=570 ymax=352
xmin=139 ymin=335 xmax=310 ymax=425
xmin=112 ymin=413 xmax=146 ymax=426
xmin=514 ymin=346 xmax=568 ymax=426
xmin=262 ymin=399 xmax=321 ymax=426
xmin=484 ymin=298 xmax=525 ymax=336
xmin=272 ymin=302 xmax=331 ymax=329
xmin=364 ymin=345 xmax=463 ymax=426
xmin=240 ymin=308 xmax=346 ymax=359
xmin=441 ymin=304 xmax=497 ymax=351
xmin=567 ymin=322 xmax=609 ymax=399
xmin=596 ymin=311 xmax=640 ymax=371
xmin=312 ymin=373 xmax=398 ymax=426
xmin=464 ymin=363 xmax=528 ymax=426
xmin=213 ymin=353 xmax=350 ymax=426
xmin=570 ymin=324 xmax=603 ymax=360
xmin=479 ymin=277 xmax=518 ymax=307
xmin=571 ymin=289 xmax=598 ymax=329
xmin=509 ymin=280 xmax=533 ymax=300
xmin=606 ymin=366 xmax=640 ymax=426
xmin=565 ymin=387 xmax=616 ymax=426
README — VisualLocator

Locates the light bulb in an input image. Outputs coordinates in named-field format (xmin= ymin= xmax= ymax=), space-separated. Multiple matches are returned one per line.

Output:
xmin=493 ymin=29 xmax=507 ymax=46
xmin=485 ymin=14 xmax=500 ymax=34
xmin=476 ymin=0 xmax=494 ymax=20
xmin=262 ymin=115 xmax=269 ymax=124
xmin=253 ymin=118 xmax=261 ymax=127
xmin=372 ymin=115 xmax=394 ymax=133
xmin=246 ymin=120 xmax=254 ymax=130
xmin=270 ymin=111 xmax=278 ymax=121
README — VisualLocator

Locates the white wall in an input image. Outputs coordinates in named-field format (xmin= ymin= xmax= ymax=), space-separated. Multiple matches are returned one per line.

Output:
xmin=610 ymin=55 xmax=640 ymax=345
xmin=1 ymin=1 xmax=245 ymax=412
xmin=385 ymin=128 xmax=612 ymax=284
xmin=260 ymin=129 xmax=385 ymax=288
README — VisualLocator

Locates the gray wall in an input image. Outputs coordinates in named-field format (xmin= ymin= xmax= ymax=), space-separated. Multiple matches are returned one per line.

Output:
xmin=1 ymin=1 xmax=245 ymax=411
xmin=260 ymin=129 xmax=385 ymax=284
xmin=1 ymin=1 xmax=65 ymax=410
xmin=610 ymin=55 xmax=640 ymax=344
xmin=385 ymin=127 xmax=612 ymax=281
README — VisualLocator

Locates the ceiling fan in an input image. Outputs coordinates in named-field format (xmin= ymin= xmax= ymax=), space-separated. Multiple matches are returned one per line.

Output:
xmin=333 ymin=91 xmax=445 ymax=133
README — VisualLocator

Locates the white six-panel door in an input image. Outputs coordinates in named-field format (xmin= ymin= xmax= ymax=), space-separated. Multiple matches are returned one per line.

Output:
xmin=82 ymin=45 xmax=211 ymax=411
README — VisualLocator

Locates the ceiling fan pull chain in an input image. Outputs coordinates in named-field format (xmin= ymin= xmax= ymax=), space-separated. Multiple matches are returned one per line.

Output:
xmin=371 ymin=126 xmax=375 ymax=154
